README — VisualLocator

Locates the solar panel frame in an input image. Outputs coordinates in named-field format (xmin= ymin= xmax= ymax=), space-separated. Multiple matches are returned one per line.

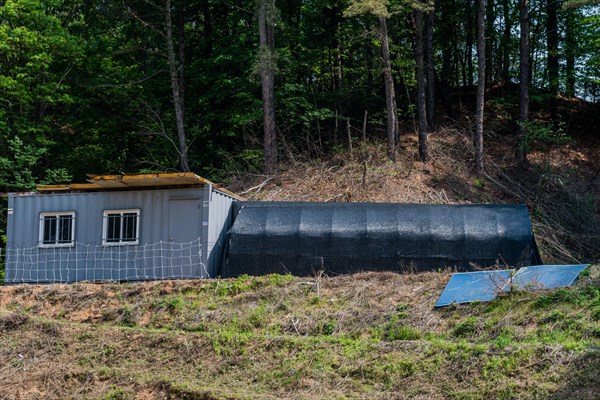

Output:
xmin=435 ymin=269 xmax=515 ymax=307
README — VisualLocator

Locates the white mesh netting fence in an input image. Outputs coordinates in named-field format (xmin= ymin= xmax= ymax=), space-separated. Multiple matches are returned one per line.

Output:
xmin=1 ymin=238 xmax=208 ymax=283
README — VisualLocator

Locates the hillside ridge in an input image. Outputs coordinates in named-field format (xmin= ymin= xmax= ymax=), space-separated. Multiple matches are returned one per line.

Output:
xmin=2 ymin=128 xmax=600 ymax=399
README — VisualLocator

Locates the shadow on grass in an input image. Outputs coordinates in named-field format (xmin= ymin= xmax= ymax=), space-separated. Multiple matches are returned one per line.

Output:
xmin=550 ymin=349 xmax=600 ymax=399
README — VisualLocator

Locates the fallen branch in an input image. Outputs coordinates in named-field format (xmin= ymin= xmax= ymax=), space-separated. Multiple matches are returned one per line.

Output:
xmin=239 ymin=177 xmax=273 ymax=195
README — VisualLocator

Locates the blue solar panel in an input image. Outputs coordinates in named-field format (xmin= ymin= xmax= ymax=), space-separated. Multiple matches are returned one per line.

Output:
xmin=436 ymin=270 xmax=514 ymax=307
xmin=511 ymin=264 xmax=589 ymax=290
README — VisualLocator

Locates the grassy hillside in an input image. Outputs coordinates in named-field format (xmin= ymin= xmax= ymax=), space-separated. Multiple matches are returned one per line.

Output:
xmin=1 ymin=269 xmax=600 ymax=399
xmin=1 ymin=120 xmax=599 ymax=399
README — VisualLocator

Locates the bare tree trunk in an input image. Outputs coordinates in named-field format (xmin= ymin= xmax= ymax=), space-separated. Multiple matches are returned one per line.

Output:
xmin=452 ymin=35 xmax=460 ymax=89
xmin=334 ymin=20 xmax=344 ymax=146
xmin=258 ymin=0 xmax=277 ymax=174
xmin=202 ymin=2 xmax=220 ymax=155
xmin=362 ymin=110 xmax=368 ymax=141
xmin=547 ymin=0 xmax=559 ymax=129
xmin=466 ymin=0 xmax=475 ymax=87
xmin=335 ymin=42 xmax=343 ymax=92
xmin=517 ymin=0 xmax=530 ymax=163
xmin=501 ymin=0 xmax=511 ymax=84
xmin=475 ymin=0 xmax=486 ymax=176
xmin=564 ymin=9 xmax=576 ymax=97
xmin=379 ymin=16 xmax=398 ymax=162
xmin=485 ymin=0 xmax=495 ymax=85
xmin=165 ymin=0 xmax=188 ymax=171
xmin=346 ymin=118 xmax=352 ymax=151
xmin=415 ymin=11 xmax=428 ymax=163
xmin=366 ymin=39 xmax=374 ymax=93
xmin=393 ymin=84 xmax=400 ymax=144
xmin=425 ymin=10 xmax=436 ymax=131
xmin=177 ymin=0 xmax=185 ymax=120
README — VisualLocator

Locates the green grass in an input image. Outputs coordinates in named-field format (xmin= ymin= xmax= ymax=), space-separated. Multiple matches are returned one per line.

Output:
xmin=1 ymin=271 xmax=599 ymax=399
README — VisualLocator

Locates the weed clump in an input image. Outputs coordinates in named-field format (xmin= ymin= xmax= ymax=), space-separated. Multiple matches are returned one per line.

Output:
xmin=153 ymin=295 xmax=184 ymax=312
xmin=0 ymin=313 xmax=29 ymax=331
xmin=117 ymin=304 xmax=139 ymax=327
xmin=102 ymin=386 xmax=130 ymax=400
xmin=385 ymin=325 xmax=422 ymax=341
xmin=215 ymin=274 xmax=259 ymax=296
xmin=453 ymin=317 xmax=479 ymax=338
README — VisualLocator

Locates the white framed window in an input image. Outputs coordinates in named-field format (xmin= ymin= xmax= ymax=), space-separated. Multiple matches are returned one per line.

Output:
xmin=39 ymin=212 xmax=75 ymax=247
xmin=102 ymin=209 xmax=140 ymax=246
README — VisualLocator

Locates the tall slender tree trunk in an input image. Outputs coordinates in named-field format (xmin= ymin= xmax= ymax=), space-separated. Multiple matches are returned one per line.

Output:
xmin=177 ymin=1 xmax=185 ymax=120
xmin=258 ymin=0 xmax=277 ymax=174
xmin=165 ymin=0 xmax=188 ymax=171
xmin=460 ymin=47 xmax=468 ymax=88
xmin=362 ymin=37 xmax=373 ymax=141
xmin=466 ymin=0 xmax=475 ymax=87
xmin=366 ymin=38 xmax=374 ymax=93
xmin=475 ymin=0 xmax=486 ymax=176
xmin=415 ymin=11 xmax=428 ymax=163
xmin=333 ymin=10 xmax=343 ymax=145
xmin=501 ymin=0 xmax=511 ymax=84
xmin=564 ymin=9 xmax=576 ymax=97
xmin=202 ymin=1 xmax=220 ymax=154
xmin=425 ymin=10 xmax=436 ymax=131
xmin=517 ymin=0 xmax=530 ymax=163
xmin=379 ymin=16 xmax=398 ymax=162
xmin=547 ymin=0 xmax=559 ymax=128
xmin=441 ymin=0 xmax=452 ymax=89
xmin=451 ymin=21 xmax=460 ymax=89
xmin=485 ymin=0 xmax=495 ymax=85
xmin=335 ymin=42 xmax=343 ymax=92
xmin=365 ymin=33 xmax=373 ymax=134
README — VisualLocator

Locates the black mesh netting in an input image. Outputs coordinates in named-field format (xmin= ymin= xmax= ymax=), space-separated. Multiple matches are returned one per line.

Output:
xmin=220 ymin=202 xmax=541 ymax=277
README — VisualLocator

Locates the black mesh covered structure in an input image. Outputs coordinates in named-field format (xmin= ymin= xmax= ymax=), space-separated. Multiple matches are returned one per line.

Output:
xmin=220 ymin=202 xmax=542 ymax=277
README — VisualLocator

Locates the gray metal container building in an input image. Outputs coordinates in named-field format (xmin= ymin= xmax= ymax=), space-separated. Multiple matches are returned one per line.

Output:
xmin=5 ymin=173 xmax=239 ymax=283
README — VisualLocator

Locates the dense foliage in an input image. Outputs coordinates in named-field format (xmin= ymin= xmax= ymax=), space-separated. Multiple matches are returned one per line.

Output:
xmin=0 ymin=0 xmax=598 ymax=186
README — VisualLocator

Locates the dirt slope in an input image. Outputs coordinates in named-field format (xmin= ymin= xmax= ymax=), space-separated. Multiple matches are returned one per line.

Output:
xmin=1 ymin=270 xmax=600 ymax=399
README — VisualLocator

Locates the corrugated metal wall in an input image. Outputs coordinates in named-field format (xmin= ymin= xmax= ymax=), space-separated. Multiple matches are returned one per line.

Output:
xmin=5 ymin=187 xmax=237 ymax=283
xmin=206 ymin=189 xmax=235 ymax=276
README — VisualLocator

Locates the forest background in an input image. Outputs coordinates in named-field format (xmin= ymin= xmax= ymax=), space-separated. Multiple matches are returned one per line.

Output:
xmin=0 ymin=0 xmax=599 ymax=253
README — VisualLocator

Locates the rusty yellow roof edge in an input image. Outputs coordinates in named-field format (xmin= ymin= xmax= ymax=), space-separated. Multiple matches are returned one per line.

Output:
xmin=88 ymin=172 xmax=211 ymax=182
xmin=70 ymin=183 xmax=103 ymax=190
xmin=36 ymin=184 xmax=71 ymax=191
xmin=37 ymin=183 xmax=103 ymax=191
xmin=37 ymin=172 xmax=243 ymax=199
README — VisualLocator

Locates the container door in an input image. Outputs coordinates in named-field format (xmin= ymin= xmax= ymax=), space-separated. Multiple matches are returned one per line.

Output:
xmin=169 ymin=199 xmax=202 ymax=242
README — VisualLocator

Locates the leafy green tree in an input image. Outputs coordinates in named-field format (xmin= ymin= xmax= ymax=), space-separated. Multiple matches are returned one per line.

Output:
xmin=0 ymin=0 xmax=82 ymax=184
xmin=0 ymin=137 xmax=45 ymax=191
